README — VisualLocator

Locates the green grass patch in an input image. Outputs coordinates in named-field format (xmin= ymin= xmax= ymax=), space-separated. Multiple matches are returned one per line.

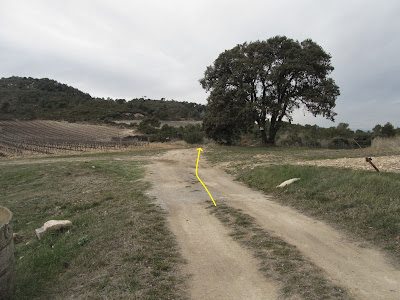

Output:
xmin=237 ymin=165 xmax=400 ymax=259
xmin=209 ymin=204 xmax=352 ymax=299
xmin=0 ymin=154 xmax=187 ymax=299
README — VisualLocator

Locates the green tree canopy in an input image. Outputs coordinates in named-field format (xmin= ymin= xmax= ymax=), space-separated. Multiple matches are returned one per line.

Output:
xmin=138 ymin=116 xmax=161 ymax=134
xmin=381 ymin=122 xmax=395 ymax=137
xmin=200 ymin=36 xmax=340 ymax=144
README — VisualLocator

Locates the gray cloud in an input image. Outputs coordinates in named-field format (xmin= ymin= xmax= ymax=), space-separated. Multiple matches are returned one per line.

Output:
xmin=1 ymin=0 xmax=399 ymax=129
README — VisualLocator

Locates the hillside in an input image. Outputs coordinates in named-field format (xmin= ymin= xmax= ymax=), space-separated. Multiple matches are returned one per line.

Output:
xmin=0 ymin=76 xmax=206 ymax=122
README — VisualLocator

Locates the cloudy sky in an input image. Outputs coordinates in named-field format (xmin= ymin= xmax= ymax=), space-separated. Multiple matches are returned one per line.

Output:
xmin=1 ymin=0 xmax=399 ymax=130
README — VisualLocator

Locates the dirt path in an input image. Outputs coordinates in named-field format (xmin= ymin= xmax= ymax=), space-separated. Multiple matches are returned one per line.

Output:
xmin=147 ymin=149 xmax=400 ymax=300
xmin=146 ymin=153 xmax=279 ymax=300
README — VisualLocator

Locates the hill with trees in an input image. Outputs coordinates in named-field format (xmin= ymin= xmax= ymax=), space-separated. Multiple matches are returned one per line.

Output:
xmin=0 ymin=76 xmax=205 ymax=122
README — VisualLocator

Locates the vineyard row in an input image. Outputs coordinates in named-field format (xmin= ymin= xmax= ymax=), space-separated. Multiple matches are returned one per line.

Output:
xmin=0 ymin=136 xmax=149 ymax=156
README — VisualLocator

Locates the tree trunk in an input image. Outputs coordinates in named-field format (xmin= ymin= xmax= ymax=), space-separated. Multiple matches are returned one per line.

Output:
xmin=260 ymin=128 xmax=267 ymax=144
xmin=258 ymin=118 xmax=268 ymax=145
xmin=267 ymin=124 xmax=278 ymax=145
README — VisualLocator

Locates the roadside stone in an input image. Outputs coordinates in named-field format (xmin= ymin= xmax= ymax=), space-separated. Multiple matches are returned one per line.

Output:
xmin=35 ymin=220 xmax=72 ymax=239
xmin=277 ymin=178 xmax=300 ymax=188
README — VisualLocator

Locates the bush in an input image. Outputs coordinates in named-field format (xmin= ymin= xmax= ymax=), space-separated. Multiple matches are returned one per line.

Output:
xmin=280 ymin=135 xmax=303 ymax=147
xmin=138 ymin=116 xmax=161 ymax=134
xmin=328 ymin=137 xmax=353 ymax=149
xmin=181 ymin=124 xmax=204 ymax=144
xmin=183 ymin=131 xmax=204 ymax=144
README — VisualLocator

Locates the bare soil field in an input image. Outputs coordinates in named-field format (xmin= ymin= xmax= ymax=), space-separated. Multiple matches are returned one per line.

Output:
xmin=147 ymin=148 xmax=400 ymax=299
xmin=295 ymin=155 xmax=400 ymax=173
xmin=213 ymin=147 xmax=400 ymax=174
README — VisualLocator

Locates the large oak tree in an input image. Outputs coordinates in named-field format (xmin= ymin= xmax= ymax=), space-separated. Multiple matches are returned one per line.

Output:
xmin=200 ymin=36 xmax=340 ymax=145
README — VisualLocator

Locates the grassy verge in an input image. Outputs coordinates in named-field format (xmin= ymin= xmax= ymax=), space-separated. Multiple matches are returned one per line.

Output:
xmin=236 ymin=165 xmax=400 ymax=260
xmin=209 ymin=204 xmax=352 ymax=299
xmin=205 ymin=146 xmax=400 ymax=261
xmin=0 ymin=155 xmax=187 ymax=299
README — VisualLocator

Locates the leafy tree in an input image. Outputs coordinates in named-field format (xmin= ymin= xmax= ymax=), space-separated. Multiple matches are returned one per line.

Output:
xmin=381 ymin=122 xmax=395 ymax=138
xmin=202 ymin=89 xmax=253 ymax=145
xmin=138 ymin=116 xmax=161 ymax=134
xmin=335 ymin=123 xmax=353 ymax=138
xmin=115 ymin=99 xmax=126 ymax=104
xmin=372 ymin=124 xmax=382 ymax=137
xmin=354 ymin=130 xmax=371 ymax=147
xmin=182 ymin=124 xmax=204 ymax=144
xmin=200 ymin=36 xmax=340 ymax=144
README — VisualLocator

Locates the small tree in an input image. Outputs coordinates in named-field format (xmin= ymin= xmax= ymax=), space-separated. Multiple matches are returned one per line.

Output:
xmin=335 ymin=123 xmax=353 ymax=138
xmin=381 ymin=122 xmax=395 ymax=138
xmin=372 ymin=124 xmax=382 ymax=137
xmin=138 ymin=116 xmax=161 ymax=134
xmin=182 ymin=124 xmax=204 ymax=144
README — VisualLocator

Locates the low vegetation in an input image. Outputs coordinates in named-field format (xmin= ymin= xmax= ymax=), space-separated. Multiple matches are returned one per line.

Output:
xmin=205 ymin=146 xmax=400 ymax=261
xmin=371 ymin=135 xmax=400 ymax=151
xmin=209 ymin=204 xmax=352 ymax=299
xmin=0 ymin=151 xmax=187 ymax=299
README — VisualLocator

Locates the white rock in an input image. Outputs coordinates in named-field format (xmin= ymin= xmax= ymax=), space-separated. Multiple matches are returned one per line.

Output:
xmin=276 ymin=178 xmax=300 ymax=188
xmin=35 ymin=220 xmax=72 ymax=239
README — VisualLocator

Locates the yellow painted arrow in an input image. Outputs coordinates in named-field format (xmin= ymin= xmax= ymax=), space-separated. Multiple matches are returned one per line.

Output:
xmin=196 ymin=148 xmax=216 ymax=206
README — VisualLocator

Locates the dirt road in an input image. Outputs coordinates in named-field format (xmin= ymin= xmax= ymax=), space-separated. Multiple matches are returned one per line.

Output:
xmin=147 ymin=148 xmax=400 ymax=300
xmin=146 ymin=152 xmax=279 ymax=300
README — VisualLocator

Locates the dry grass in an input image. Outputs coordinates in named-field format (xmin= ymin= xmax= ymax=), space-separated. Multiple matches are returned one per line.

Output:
xmin=0 ymin=153 xmax=188 ymax=299
xmin=371 ymin=136 xmax=400 ymax=151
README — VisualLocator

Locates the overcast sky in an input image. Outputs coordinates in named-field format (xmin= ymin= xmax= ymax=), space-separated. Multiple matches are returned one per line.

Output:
xmin=1 ymin=0 xmax=399 ymax=130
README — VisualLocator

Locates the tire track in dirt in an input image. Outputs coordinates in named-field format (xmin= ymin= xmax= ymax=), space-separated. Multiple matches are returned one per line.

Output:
xmin=146 ymin=155 xmax=279 ymax=300
xmin=148 ymin=149 xmax=400 ymax=300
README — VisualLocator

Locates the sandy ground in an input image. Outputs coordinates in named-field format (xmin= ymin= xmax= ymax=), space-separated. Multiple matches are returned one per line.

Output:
xmin=295 ymin=155 xmax=400 ymax=173
xmin=147 ymin=149 xmax=400 ymax=300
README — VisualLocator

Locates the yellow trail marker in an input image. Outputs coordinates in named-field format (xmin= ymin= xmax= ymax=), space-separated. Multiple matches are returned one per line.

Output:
xmin=196 ymin=148 xmax=216 ymax=206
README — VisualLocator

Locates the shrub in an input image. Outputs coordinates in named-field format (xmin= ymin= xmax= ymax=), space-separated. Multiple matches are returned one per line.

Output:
xmin=328 ymin=137 xmax=353 ymax=149
xmin=183 ymin=131 xmax=204 ymax=144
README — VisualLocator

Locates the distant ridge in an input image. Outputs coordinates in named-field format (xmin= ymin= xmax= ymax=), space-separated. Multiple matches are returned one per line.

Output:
xmin=0 ymin=76 xmax=205 ymax=122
